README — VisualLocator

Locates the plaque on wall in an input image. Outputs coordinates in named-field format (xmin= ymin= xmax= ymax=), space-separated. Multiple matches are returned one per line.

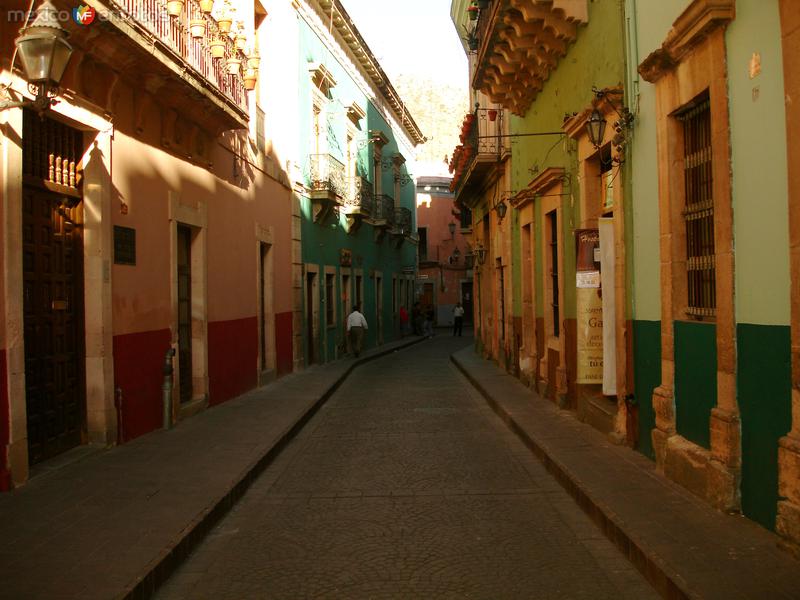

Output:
xmin=114 ymin=226 xmax=136 ymax=265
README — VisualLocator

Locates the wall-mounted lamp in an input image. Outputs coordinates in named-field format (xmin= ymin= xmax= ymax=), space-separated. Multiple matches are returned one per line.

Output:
xmin=448 ymin=221 xmax=456 ymax=238
xmin=587 ymin=87 xmax=634 ymax=159
xmin=475 ymin=244 xmax=487 ymax=266
xmin=586 ymin=109 xmax=607 ymax=149
xmin=495 ymin=199 xmax=508 ymax=221
xmin=1 ymin=1 xmax=74 ymax=112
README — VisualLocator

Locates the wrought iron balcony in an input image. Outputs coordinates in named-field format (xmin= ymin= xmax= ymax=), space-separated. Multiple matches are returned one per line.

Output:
xmin=308 ymin=154 xmax=346 ymax=201
xmin=114 ymin=0 xmax=247 ymax=110
xmin=392 ymin=207 xmax=412 ymax=236
xmin=54 ymin=0 xmax=250 ymax=133
xmin=372 ymin=194 xmax=396 ymax=227
xmin=344 ymin=176 xmax=374 ymax=217
xmin=449 ymin=108 xmax=510 ymax=203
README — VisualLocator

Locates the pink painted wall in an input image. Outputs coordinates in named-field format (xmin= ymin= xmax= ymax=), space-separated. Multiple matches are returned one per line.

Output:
xmin=105 ymin=80 xmax=294 ymax=438
xmin=417 ymin=184 xmax=472 ymax=322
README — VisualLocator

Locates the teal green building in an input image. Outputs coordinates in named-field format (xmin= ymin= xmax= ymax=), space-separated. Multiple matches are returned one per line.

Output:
xmin=294 ymin=0 xmax=424 ymax=366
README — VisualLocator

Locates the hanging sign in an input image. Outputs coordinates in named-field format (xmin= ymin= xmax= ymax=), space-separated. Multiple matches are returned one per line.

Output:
xmin=575 ymin=229 xmax=603 ymax=384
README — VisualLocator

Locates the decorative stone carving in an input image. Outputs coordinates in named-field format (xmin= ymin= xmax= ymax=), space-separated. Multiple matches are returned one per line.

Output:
xmin=472 ymin=0 xmax=587 ymax=116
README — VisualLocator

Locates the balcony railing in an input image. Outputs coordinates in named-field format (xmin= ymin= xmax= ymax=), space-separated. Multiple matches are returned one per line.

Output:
xmin=373 ymin=194 xmax=396 ymax=226
xmin=344 ymin=176 xmax=374 ymax=216
xmin=392 ymin=207 xmax=412 ymax=236
xmin=113 ymin=0 xmax=247 ymax=111
xmin=308 ymin=154 xmax=346 ymax=199
xmin=449 ymin=108 xmax=509 ymax=196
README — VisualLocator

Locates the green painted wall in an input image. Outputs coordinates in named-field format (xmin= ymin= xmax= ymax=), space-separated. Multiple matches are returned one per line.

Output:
xmin=727 ymin=2 xmax=790 ymax=325
xmin=625 ymin=0 xmax=691 ymax=458
xmin=297 ymin=17 xmax=417 ymax=365
xmin=626 ymin=0 xmax=689 ymax=323
xmin=738 ymin=324 xmax=792 ymax=530
xmin=633 ymin=320 xmax=660 ymax=459
xmin=509 ymin=0 xmax=625 ymax=323
xmin=674 ymin=321 xmax=717 ymax=449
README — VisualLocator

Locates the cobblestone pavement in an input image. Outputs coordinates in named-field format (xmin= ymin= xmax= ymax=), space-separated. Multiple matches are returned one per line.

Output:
xmin=157 ymin=336 xmax=658 ymax=599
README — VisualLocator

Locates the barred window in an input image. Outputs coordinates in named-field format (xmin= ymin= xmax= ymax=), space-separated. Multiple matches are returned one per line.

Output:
xmin=678 ymin=95 xmax=715 ymax=317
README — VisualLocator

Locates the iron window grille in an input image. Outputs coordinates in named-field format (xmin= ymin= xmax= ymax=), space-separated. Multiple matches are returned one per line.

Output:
xmin=678 ymin=95 xmax=715 ymax=318
xmin=548 ymin=210 xmax=560 ymax=338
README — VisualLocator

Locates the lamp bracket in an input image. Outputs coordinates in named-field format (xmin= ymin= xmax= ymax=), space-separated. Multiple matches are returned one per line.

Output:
xmin=0 ymin=83 xmax=58 ymax=113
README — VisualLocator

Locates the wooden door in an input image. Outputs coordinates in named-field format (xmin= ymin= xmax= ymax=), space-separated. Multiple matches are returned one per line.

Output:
xmin=421 ymin=283 xmax=434 ymax=308
xmin=23 ymin=187 xmax=84 ymax=464
xmin=177 ymin=225 xmax=193 ymax=404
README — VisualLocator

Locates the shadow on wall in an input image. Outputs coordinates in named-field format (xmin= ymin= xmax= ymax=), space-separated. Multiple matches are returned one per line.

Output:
xmin=77 ymin=80 xmax=295 ymax=443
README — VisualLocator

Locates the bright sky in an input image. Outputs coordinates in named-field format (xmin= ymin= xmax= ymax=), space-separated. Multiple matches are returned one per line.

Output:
xmin=339 ymin=0 xmax=468 ymax=87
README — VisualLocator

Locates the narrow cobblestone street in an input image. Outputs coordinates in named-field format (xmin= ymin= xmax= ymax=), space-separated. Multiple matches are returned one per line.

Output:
xmin=157 ymin=336 xmax=657 ymax=599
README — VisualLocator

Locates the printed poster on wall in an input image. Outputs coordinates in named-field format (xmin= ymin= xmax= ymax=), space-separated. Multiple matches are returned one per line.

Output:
xmin=575 ymin=229 xmax=603 ymax=384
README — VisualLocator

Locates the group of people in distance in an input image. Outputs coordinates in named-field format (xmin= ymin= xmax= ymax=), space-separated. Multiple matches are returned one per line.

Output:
xmin=347 ymin=301 xmax=466 ymax=358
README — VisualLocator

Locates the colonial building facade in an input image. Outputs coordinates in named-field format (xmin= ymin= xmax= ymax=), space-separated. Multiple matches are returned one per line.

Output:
xmin=0 ymin=0 xmax=297 ymax=487
xmin=285 ymin=0 xmax=423 ymax=365
xmin=416 ymin=176 xmax=473 ymax=328
xmin=451 ymin=0 xmax=800 ymax=550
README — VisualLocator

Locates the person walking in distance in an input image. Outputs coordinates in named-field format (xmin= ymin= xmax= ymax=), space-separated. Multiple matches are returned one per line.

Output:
xmin=453 ymin=302 xmax=465 ymax=337
xmin=347 ymin=304 xmax=368 ymax=357
xmin=399 ymin=305 xmax=409 ymax=338
xmin=424 ymin=304 xmax=435 ymax=338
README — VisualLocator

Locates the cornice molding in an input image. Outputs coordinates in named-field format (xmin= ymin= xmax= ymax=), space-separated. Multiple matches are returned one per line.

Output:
xmin=510 ymin=167 xmax=565 ymax=209
xmin=310 ymin=0 xmax=426 ymax=145
xmin=639 ymin=0 xmax=735 ymax=83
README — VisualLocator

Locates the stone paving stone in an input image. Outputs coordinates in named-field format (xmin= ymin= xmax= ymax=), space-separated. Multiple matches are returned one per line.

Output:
xmin=0 ymin=337 xmax=421 ymax=600
xmin=157 ymin=337 xmax=658 ymax=600
xmin=452 ymin=347 xmax=800 ymax=600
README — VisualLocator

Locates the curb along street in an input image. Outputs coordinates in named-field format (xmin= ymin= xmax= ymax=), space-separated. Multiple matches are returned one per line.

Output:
xmin=450 ymin=348 xmax=800 ymax=600
xmin=124 ymin=336 xmax=426 ymax=600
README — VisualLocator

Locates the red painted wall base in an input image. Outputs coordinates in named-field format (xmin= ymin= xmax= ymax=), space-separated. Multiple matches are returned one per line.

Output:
xmin=208 ymin=317 xmax=258 ymax=406
xmin=113 ymin=329 xmax=172 ymax=442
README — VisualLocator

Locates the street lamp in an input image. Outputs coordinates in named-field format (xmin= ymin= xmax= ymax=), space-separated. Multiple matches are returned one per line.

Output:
xmin=2 ymin=0 xmax=74 ymax=112
xmin=475 ymin=244 xmax=487 ymax=266
xmin=586 ymin=108 xmax=607 ymax=149
xmin=495 ymin=199 xmax=507 ymax=221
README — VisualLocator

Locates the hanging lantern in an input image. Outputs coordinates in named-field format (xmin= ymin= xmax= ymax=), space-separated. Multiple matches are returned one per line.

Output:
xmin=189 ymin=19 xmax=207 ymax=39
xmin=586 ymin=108 xmax=607 ymax=149
xmin=210 ymin=37 xmax=226 ymax=58
xmin=14 ymin=0 xmax=73 ymax=90
xmin=199 ymin=0 xmax=214 ymax=13
xmin=166 ymin=0 xmax=184 ymax=17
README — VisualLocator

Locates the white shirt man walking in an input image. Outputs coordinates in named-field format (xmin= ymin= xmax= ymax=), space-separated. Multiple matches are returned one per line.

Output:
xmin=347 ymin=305 xmax=368 ymax=357
xmin=453 ymin=302 xmax=465 ymax=337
